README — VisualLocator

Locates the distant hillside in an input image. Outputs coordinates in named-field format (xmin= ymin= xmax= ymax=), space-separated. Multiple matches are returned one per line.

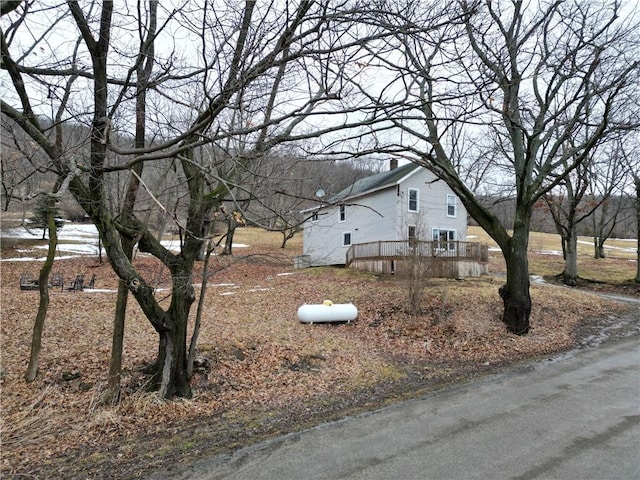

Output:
xmin=469 ymin=195 xmax=637 ymax=240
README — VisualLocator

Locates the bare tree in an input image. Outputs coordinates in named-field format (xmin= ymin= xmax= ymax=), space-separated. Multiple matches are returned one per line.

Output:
xmin=341 ymin=0 xmax=639 ymax=334
xmin=1 ymin=0 xmax=365 ymax=398
xmin=618 ymin=134 xmax=640 ymax=283
xmin=586 ymin=138 xmax=633 ymax=260
xmin=541 ymin=136 xmax=628 ymax=285
xmin=103 ymin=0 xmax=160 ymax=405
xmin=399 ymin=218 xmax=434 ymax=316
xmin=24 ymin=192 xmax=59 ymax=382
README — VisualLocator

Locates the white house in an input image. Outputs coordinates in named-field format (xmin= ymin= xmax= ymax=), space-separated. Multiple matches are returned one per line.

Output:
xmin=301 ymin=163 xmax=468 ymax=266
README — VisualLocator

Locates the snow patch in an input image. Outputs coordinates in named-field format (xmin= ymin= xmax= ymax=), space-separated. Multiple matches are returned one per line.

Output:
xmin=576 ymin=239 xmax=635 ymax=253
xmin=1 ymin=254 xmax=87 ymax=262
xmin=35 ymin=244 xmax=104 ymax=255
xmin=537 ymin=250 xmax=563 ymax=256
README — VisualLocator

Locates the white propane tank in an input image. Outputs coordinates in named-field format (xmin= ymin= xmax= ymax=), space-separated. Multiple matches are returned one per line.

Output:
xmin=297 ymin=300 xmax=358 ymax=324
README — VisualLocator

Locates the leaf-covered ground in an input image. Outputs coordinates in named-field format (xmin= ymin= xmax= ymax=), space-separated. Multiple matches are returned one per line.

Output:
xmin=1 ymin=238 xmax=638 ymax=479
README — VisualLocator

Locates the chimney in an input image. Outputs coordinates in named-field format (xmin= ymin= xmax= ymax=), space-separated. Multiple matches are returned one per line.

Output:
xmin=390 ymin=158 xmax=398 ymax=170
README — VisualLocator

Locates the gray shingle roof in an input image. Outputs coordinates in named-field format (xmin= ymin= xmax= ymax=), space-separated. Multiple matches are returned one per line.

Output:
xmin=329 ymin=162 xmax=420 ymax=203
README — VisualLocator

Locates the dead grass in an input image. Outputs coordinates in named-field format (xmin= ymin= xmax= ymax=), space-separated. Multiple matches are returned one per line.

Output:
xmin=1 ymin=227 xmax=637 ymax=479
xmin=468 ymin=225 xmax=636 ymax=260
xmin=468 ymin=226 xmax=638 ymax=284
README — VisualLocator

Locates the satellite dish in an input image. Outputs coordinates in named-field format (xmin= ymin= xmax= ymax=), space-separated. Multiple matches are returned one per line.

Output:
xmin=315 ymin=189 xmax=325 ymax=198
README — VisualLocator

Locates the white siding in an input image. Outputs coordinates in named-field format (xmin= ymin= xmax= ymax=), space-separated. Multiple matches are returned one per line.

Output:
xmin=302 ymin=167 xmax=468 ymax=266
xmin=396 ymin=170 xmax=467 ymax=242
xmin=303 ymin=188 xmax=398 ymax=265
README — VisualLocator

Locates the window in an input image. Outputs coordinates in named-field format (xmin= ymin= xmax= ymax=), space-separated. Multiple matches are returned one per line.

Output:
xmin=311 ymin=211 xmax=319 ymax=221
xmin=433 ymin=228 xmax=456 ymax=252
xmin=339 ymin=204 xmax=346 ymax=222
xmin=446 ymin=194 xmax=457 ymax=217
xmin=408 ymin=225 xmax=417 ymax=243
xmin=343 ymin=231 xmax=352 ymax=246
xmin=408 ymin=188 xmax=419 ymax=212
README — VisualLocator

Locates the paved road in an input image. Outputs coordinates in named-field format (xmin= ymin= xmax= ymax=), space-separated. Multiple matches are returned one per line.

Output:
xmin=155 ymin=335 xmax=640 ymax=480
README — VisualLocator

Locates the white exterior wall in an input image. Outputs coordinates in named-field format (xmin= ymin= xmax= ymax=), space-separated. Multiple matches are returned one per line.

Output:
xmin=302 ymin=168 xmax=468 ymax=266
xmin=396 ymin=171 xmax=467 ymax=242
xmin=302 ymin=188 xmax=397 ymax=265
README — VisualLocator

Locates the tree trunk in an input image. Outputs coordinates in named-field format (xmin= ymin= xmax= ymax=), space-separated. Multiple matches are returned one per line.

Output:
xmin=106 ymin=282 xmax=127 ymax=403
xmin=104 ymin=0 xmax=158 ymax=403
xmin=562 ymin=226 xmax=579 ymax=286
xmin=499 ymin=222 xmax=531 ymax=335
xmin=188 ymin=240 xmax=214 ymax=379
xmin=105 ymin=238 xmax=135 ymax=404
xmin=159 ymin=274 xmax=194 ymax=398
xmin=280 ymin=229 xmax=297 ymax=249
xmin=25 ymin=204 xmax=58 ymax=382
xmin=223 ymin=225 xmax=235 ymax=255
xmin=157 ymin=328 xmax=191 ymax=398
xmin=138 ymin=258 xmax=195 ymax=398
xmin=633 ymin=175 xmax=640 ymax=283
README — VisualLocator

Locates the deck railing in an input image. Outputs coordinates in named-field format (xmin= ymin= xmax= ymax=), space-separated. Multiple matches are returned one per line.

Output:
xmin=346 ymin=240 xmax=489 ymax=267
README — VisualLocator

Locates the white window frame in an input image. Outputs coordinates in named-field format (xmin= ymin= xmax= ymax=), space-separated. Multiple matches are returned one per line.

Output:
xmin=432 ymin=228 xmax=456 ymax=252
xmin=339 ymin=204 xmax=346 ymax=222
xmin=342 ymin=231 xmax=352 ymax=246
xmin=446 ymin=194 xmax=457 ymax=218
xmin=408 ymin=188 xmax=419 ymax=212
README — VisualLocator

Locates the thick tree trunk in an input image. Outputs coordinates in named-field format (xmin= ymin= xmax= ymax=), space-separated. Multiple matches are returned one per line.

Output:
xmin=148 ymin=318 xmax=192 ymax=398
xmin=562 ymin=227 xmax=579 ymax=286
xmin=25 ymin=205 xmax=57 ymax=382
xmin=157 ymin=329 xmax=191 ymax=398
xmin=159 ymin=273 xmax=194 ymax=398
xmin=500 ymin=261 xmax=531 ymax=335
xmin=499 ymin=220 xmax=531 ymax=335
xmin=593 ymin=235 xmax=608 ymax=259
xmin=140 ymin=259 xmax=195 ymax=398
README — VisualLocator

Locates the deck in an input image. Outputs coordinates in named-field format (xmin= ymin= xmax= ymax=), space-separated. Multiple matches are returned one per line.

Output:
xmin=346 ymin=240 xmax=489 ymax=277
